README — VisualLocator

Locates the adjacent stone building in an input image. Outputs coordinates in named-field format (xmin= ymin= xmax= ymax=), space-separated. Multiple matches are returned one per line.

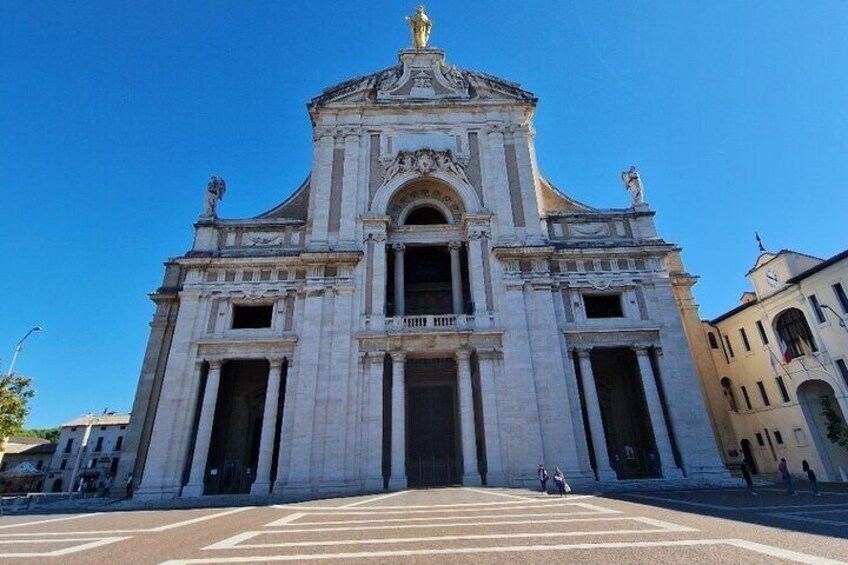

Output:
xmin=122 ymin=20 xmax=728 ymax=500
xmin=692 ymin=248 xmax=848 ymax=480
xmin=46 ymin=413 xmax=130 ymax=494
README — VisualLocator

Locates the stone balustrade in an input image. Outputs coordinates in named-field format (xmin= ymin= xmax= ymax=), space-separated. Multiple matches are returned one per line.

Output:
xmin=385 ymin=314 xmax=474 ymax=331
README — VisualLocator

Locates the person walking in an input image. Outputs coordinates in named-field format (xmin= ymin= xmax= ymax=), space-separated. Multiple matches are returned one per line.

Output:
xmin=741 ymin=461 xmax=757 ymax=496
xmin=802 ymin=460 xmax=821 ymax=496
xmin=537 ymin=464 xmax=549 ymax=493
xmin=553 ymin=467 xmax=567 ymax=497
xmin=778 ymin=458 xmax=798 ymax=496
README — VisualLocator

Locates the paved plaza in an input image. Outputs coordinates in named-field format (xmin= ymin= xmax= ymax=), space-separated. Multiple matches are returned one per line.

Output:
xmin=0 ymin=487 xmax=846 ymax=564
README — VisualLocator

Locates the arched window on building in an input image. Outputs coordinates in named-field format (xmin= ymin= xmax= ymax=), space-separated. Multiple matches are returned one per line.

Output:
xmin=720 ymin=377 xmax=738 ymax=413
xmin=404 ymin=206 xmax=448 ymax=225
xmin=707 ymin=332 xmax=719 ymax=349
xmin=774 ymin=308 xmax=818 ymax=359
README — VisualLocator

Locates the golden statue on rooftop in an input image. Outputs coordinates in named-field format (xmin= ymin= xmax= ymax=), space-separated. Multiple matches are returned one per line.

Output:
xmin=407 ymin=5 xmax=432 ymax=49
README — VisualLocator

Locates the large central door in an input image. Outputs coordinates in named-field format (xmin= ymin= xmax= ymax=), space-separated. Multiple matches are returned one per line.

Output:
xmin=407 ymin=384 xmax=459 ymax=487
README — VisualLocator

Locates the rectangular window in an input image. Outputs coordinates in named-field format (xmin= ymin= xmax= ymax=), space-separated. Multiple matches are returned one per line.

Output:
xmin=756 ymin=320 xmax=769 ymax=345
xmin=739 ymin=328 xmax=751 ymax=352
xmin=794 ymin=428 xmax=808 ymax=446
xmin=231 ymin=304 xmax=273 ymax=329
xmin=94 ymin=437 xmax=104 ymax=452
xmin=774 ymin=430 xmax=784 ymax=445
xmin=63 ymin=438 xmax=73 ymax=453
xmin=724 ymin=335 xmax=735 ymax=358
xmin=836 ymin=359 xmax=848 ymax=389
xmin=834 ymin=282 xmax=848 ymax=314
xmin=708 ymin=332 xmax=719 ymax=349
xmin=756 ymin=381 xmax=771 ymax=406
xmin=775 ymin=376 xmax=790 ymax=403
xmin=583 ymin=294 xmax=624 ymax=318
xmin=60 ymin=459 xmax=68 ymax=470
xmin=110 ymin=458 xmax=120 ymax=475
xmin=809 ymin=294 xmax=826 ymax=323
xmin=115 ymin=436 xmax=124 ymax=451
xmin=755 ymin=432 xmax=764 ymax=446
xmin=740 ymin=386 xmax=752 ymax=410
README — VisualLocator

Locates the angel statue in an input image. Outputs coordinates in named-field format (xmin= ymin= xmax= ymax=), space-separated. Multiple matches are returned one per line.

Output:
xmin=620 ymin=165 xmax=644 ymax=206
xmin=407 ymin=5 xmax=432 ymax=49
xmin=203 ymin=175 xmax=226 ymax=218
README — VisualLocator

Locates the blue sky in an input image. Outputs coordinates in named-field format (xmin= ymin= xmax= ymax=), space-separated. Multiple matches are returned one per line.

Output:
xmin=2 ymin=1 xmax=846 ymax=428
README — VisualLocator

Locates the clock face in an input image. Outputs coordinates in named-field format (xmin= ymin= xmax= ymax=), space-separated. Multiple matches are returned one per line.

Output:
xmin=766 ymin=269 xmax=779 ymax=288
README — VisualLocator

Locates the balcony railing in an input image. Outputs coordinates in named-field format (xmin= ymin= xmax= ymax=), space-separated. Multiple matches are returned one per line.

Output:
xmin=386 ymin=314 xmax=473 ymax=331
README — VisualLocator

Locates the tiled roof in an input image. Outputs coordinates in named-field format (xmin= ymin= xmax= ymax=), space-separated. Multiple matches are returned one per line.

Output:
xmin=62 ymin=414 xmax=130 ymax=428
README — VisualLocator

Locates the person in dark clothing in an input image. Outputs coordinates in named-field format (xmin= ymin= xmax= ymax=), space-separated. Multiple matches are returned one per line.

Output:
xmin=537 ymin=464 xmax=549 ymax=493
xmin=802 ymin=460 xmax=821 ymax=496
xmin=741 ymin=462 xmax=757 ymax=496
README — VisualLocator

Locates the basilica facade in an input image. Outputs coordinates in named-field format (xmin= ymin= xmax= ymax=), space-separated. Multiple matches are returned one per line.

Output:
xmin=120 ymin=32 xmax=728 ymax=500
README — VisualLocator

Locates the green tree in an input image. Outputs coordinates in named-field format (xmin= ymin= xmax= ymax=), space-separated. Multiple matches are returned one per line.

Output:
xmin=16 ymin=427 xmax=61 ymax=443
xmin=0 ymin=374 xmax=35 ymax=449
xmin=820 ymin=394 xmax=848 ymax=450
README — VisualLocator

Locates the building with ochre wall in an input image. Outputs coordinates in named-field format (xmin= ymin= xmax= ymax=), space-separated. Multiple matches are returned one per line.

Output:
xmin=121 ymin=13 xmax=728 ymax=500
xmin=693 ymin=248 xmax=848 ymax=481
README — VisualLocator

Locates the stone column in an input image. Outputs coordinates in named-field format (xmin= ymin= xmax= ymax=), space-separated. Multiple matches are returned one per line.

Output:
xmin=361 ymin=352 xmax=385 ymax=491
xmin=465 ymin=222 xmax=491 ymax=318
xmin=476 ymin=348 xmax=504 ymax=485
xmin=449 ymin=241 xmax=464 ymax=315
xmin=634 ymin=347 xmax=683 ymax=478
xmin=456 ymin=348 xmax=482 ymax=485
xmin=574 ymin=349 xmax=617 ymax=481
xmin=307 ymin=127 xmax=336 ymax=247
xmin=338 ymin=126 xmax=361 ymax=246
xmin=250 ymin=358 xmax=284 ymax=495
xmin=183 ymin=360 xmax=223 ymax=497
xmin=485 ymin=125 xmax=516 ymax=240
xmin=389 ymin=350 xmax=407 ymax=490
xmin=393 ymin=243 xmax=406 ymax=317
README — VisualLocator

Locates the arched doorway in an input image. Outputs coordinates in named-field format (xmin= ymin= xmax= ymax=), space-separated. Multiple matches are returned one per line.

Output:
xmin=740 ymin=438 xmax=757 ymax=474
xmin=797 ymin=379 xmax=848 ymax=481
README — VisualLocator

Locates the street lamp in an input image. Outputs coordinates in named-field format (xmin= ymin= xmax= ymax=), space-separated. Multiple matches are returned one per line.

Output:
xmin=5 ymin=326 xmax=43 ymax=378
xmin=820 ymin=304 xmax=848 ymax=334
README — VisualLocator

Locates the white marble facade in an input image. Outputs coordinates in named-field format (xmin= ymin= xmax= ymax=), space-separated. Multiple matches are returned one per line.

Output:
xmin=122 ymin=46 xmax=728 ymax=500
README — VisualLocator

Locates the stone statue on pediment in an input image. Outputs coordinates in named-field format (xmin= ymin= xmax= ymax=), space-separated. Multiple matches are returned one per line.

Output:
xmin=620 ymin=165 xmax=644 ymax=206
xmin=203 ymin=175 xmax=226 ymax=218
xmin=407 ymin=5 xmax=432 ymax=49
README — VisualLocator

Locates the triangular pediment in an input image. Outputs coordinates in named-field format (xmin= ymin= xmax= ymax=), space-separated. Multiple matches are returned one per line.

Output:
xmin=309 ymin=49 xmax=535 ymax=117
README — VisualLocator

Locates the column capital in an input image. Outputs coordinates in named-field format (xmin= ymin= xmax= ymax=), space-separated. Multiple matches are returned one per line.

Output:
xmin=267 ymin=357 xmax=286 ymax=369
xmin=389 ymin=350 xmax=407 ymax=363
xmin=207 ymin=359 xmax=224 ymax=370
xmin=392 ymin=242 xmax=406 ymax=253
xmin=448 ymin=240 xmax=464 ymax=252
xmin=632 ymin=346 xmax=650 ymax=357
xmin=572 ymin=347 xmax=592 ymax=359
xmin=455 ymin=347 xmax=472 ymax=361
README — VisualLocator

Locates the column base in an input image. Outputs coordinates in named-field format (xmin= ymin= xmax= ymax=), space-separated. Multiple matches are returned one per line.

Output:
xmin=388 ymin=477 xmax=407 ymax=491
xmin=462 ymin=473 xmax=483 ymax=487
xmin=661 ymin=466 xmax=684 ymax=479
xmin=362 ymin=477 xmax=385 ymax=492
xmin=595 ymin=468 xmax=619 ymax=482
xmin=250 ymin=481 xmax=272 ymax=496
xmin=181 ymin=483 xmax=205 ymax=497
xmin=484 ymin=472 xmax=507 ymax=487
xmin=279 ymin=480 xmax=313 ymax=500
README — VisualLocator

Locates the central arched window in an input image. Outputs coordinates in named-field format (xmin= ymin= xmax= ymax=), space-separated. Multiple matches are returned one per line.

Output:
xmin=405 ymin=206 xmax=448 ymax=225
xmin=774 ymin=308 xmax=818 ymax=359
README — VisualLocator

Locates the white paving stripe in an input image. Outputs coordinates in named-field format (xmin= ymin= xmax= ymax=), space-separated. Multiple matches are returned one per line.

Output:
xmin=203 ymin=516 xmax=695 ymax=550
xmin=0 ymin=513 xmax=102 ymax=530
xmin=265 ymin=501 xmax=586 ymax=517
xmin=0 ymin=507 xmax=255 ymax=537
xmin=252 ymin=515 xmax=662 ymax=536
xmin=337 ymin=490 xmax=407 ymax=508
xmin=160 ymin=538 xmax=848 ymax=564
xmin=623 ymin=492 xmax=848 ymax=512
xmin=463 ymin=487 xmax=538 ymax=501
xmin=0 ymin=536 xmax=130 ymax=558
xmin=265 ymin=507 xmax=621 ymax=528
